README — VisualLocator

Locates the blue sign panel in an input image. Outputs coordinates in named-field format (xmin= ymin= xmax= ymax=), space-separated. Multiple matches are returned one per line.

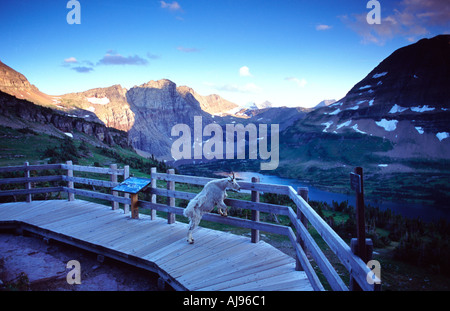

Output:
xmin=113 ymin=177 xmax=152 ymax=194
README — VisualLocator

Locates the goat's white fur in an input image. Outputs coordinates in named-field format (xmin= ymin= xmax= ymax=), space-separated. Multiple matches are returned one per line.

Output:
xmin=183 ymin=176 xmax=240 ymax=244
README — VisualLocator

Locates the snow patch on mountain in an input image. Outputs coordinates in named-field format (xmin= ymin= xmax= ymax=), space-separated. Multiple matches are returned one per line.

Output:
xmin=436 ymin=132 xmax=449 ymax=141
xmin=411 ymin=105 xmax=435 ymax=112
xmin=372 ymin=72 xmax=388 ymax=79
xmin=389 ymin=104 xmax=409 ymax=113
xmin=321 ymin=121 xmax=333 ymax=133
xmin=352 ymin=124 xmax=366 ymax=134
xmin=376 ymin=119 xmax=398 ymax=131
xmin=415 ymin=127 xmax=424 ymax=134
xmin=337 ymin=120 xmax=351 ymax=129
xmin=87 ymin=97 xmax=110 ymax=105
xmin=328 ymin=108 xmax=341 ymax=115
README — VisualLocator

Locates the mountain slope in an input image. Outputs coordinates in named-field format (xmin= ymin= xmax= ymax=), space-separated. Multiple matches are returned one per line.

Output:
xmin=0 ymin=61 xmax=54 ymax=107
xmin=293 ymin=35 xmax=450 ymax=160
xmin=60 ymin=84 xmax=134 ymax=132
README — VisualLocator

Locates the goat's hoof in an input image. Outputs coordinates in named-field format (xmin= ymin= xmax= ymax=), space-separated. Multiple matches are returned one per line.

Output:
xmin=187 ymin=238 xmax=194 ymax=244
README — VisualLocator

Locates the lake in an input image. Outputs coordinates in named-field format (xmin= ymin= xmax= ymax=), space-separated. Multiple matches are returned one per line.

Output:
xmin=219 ymin=171 xmax=450 ymax=222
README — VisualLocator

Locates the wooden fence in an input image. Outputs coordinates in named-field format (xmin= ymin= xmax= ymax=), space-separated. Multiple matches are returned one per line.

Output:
xmin=0 ymin=161 xmax=380 ymax=291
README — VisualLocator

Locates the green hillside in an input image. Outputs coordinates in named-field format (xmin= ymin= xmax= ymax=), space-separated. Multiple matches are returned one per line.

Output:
xmin=0 ymin=125 xmax=169 ymax=175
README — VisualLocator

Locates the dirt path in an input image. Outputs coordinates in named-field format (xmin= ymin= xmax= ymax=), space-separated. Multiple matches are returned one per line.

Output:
xmin=0 ymin=232 xmax=163 ymax=291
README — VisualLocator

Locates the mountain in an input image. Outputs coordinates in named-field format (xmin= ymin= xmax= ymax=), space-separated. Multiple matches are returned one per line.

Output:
xmin=0 ymin=61 xmax=308 ymax=160
xmin=291 ymin=35 xmax=450 ymax=160
xmin=125 ymin=79 xmax=215 ymax=157
xmin=0 ymin=61 xmax=54 ymax=107
xmin=0 ymin=90 xmax=129 ymax=148
xmin=60 ymin=84 xmax=133 ymax=132
xmin=314 ymin=99 xmax=336 ymax=109
xmin=177 ymin=86 xmax=239 ymax=116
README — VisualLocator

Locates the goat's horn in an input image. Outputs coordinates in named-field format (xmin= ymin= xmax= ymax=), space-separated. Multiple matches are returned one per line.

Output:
xmin=231 ymin=172 xmax=235 ymax=179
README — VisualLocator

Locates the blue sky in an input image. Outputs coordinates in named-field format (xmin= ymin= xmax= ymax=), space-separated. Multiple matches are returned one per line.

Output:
xmin=0 ymin=0 xmax=448 ymax=108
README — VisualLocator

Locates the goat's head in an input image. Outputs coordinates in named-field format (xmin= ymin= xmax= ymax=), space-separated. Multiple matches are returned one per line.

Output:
xmin=227 ymin=172 xmax=241 ymax=191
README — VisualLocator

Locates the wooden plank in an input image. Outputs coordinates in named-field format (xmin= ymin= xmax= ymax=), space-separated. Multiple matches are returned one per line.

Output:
xmin=106 ymin=220 xmax=175 ymax=252
xmin=28 ymin=205 xmax=96 ymax=227
xmin=152 ymin=172 xmax=290 ymax=195
xmin=149 ymin=167 xmax=157 ymax=220
xmin=287 ymin=207 xmax=348 ymax=291
xmin=13 ymin=201 xmax=68 ymax=223
xmin=130 ymin=193 xmax=139 ymax=219
xmin=287 ymin=186 xmax=374 ymax=291
xmin=198 ymin=262 xmax=301 ymax=291
xmin=166 ymin=169 xmax=176 ymax=224
xmin=66 ymin=161 xmax=75 ymax=201
xmin=62 ymin=176 xmax=118 ymax=188
xmin=91 ymin=218 xmax=154 ymax=248
xmin=123 ymin=223 xmax=188 ymax=255
xmin=40 ymin=207 xmax=115 ymax=231
xmin=150 ymin=188 xmax=290 ymax=215
xmin=0 ymin=199 xmax=315 ymax=291
xmin=287 ymin=227 xmax=324 ymax=291
xmin=69 ymin=216 xmax=132 ymax=242
xmin=132 ymin=226 xmax=217 ymax=258
xmin=251 ymin=176 xmax=260 ymax=243
xmin=160 ymin=232 xmax=250 ymax=268
xmin=0 ymin=163 xmax=61 ymax=173
xmin=111 ymin=164 xmax=119 ymax=210
xmin=183 ymin=240 xmax=287 ymax=277
xmin=184 ymin=244 xmax=291 ymax=289
xmin=0 ymin=175 xmax=63 ymax=185
xmin=61 ymin=164 xmax=125 ymax=175
xmin=64 ymin=187 xmax=131 ymax=205
xmin=0 ymin=187 xmax=64 ymax=197
xmin=0 ymin=201 xmax=53 ymax=221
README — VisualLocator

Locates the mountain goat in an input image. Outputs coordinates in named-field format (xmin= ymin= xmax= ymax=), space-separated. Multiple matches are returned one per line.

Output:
xmin=183 ymin=174 xmax=241 ymax=244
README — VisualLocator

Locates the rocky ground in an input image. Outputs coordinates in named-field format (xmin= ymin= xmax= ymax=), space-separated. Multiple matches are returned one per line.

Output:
xmin=0 ymin=231 xmax=164 ymax=291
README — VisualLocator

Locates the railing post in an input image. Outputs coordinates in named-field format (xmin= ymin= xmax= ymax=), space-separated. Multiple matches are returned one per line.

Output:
xmin=251 ymin=177 xmax=260 ymax=243
xmin=66 ymin=160 xmax=75 ymax=201
xmin=295 ymin=187 xmax=309 ymax=271
xmin=150 ymin=167 xmax=157 ymax=220
xmin=167 ymin=169 xmax=175 ymax=224
xmin=123 ymin=165 xmax=130 ymax=214
xmin=110 ymin=164 xmax=119 ymax=210
xmin=130 ymin=193 xmax=139 ymax=219
xmin=24 ymin=162 xmax=32 ymax=203
xmin=350 ymin=238 xmax=378 ymax=291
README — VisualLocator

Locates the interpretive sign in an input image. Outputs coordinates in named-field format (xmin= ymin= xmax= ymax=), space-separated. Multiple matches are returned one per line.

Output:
xmin=350 ymin=172 xmax=362 ymax=194
xmin=113 ymin=177 xmax=151 ymax=194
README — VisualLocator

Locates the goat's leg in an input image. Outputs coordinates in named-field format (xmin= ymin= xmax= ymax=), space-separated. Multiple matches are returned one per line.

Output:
xmin=217 ymin=201 xmax=228 ymax=217
xmin=187 ymin=219 xmax=195 ymax=244
xmin=187 ymin=216 xmax=201 ymax=244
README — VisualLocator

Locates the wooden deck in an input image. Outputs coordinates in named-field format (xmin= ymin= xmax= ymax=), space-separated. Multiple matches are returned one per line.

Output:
xmin=0 ymin=200 xmax=313 ymax=291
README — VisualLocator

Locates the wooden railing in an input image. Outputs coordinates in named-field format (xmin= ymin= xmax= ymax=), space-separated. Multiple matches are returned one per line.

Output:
xmin=0 ymin=162 xmax=380 ymax=291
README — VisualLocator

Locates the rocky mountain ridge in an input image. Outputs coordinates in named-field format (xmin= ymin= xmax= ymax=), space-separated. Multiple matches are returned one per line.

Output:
xmin=295 ymin=35 xmax=450 ymax=160
xmin=0 ymin=90 xmax=129 ymax=148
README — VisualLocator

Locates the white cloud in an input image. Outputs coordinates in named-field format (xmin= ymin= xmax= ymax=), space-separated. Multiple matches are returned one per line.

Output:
xmin=341 ymin=0 xmax=449 ymax=45
xmin=239 ymin=66 xmax=252 ymax=77
xmin=97 ymin=52 xmax=148 ymax=65
xmin=285 ymin=77 xmax=307 ymax=88
xmin=64 ymin=57 xmax=78 ymax=63
xmin=160 ymin=1 xmax=182 ymax=11
xmin=316 ymin=24 xmax=332 ymax=31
